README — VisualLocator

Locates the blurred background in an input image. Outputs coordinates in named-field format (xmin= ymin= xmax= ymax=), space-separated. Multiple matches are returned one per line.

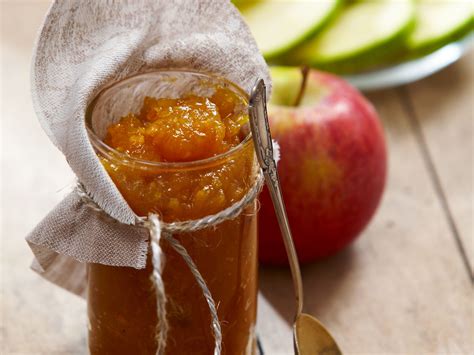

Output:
xmin=1 ymin=1 xmax=473 ymax=354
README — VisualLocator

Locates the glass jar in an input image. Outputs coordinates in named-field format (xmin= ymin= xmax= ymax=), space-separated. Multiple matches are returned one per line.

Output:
xmin=85 ymin=71 xmax=260 ymax=355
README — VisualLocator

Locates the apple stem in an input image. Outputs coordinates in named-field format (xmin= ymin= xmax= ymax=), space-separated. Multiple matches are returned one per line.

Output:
xmin=294 ymin=66 xmax=309 ymax=107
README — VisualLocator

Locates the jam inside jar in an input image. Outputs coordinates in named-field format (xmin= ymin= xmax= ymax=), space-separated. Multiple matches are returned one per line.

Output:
xmin=86 ymin=71 xmax=259 ymax=355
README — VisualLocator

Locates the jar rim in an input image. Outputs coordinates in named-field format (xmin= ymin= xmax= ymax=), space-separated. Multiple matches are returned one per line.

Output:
xmin=85 ymin=69 xmax=253 ymax=171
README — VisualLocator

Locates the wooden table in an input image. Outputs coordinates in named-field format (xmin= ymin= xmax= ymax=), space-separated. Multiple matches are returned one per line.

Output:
xmin=2 ymin=2 xmax=472 ymax=354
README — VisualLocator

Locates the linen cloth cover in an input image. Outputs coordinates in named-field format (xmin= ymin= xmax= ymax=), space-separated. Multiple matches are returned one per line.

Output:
xmin=27 ymin=0 xmax=270 ymax=296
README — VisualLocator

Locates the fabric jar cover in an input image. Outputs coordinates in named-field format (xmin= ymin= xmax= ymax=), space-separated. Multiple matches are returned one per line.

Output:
xmin=27 ymin=0 xmax=271 ymax=296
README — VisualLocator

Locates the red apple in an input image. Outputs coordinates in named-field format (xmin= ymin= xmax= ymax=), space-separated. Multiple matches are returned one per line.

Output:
xmin=259 ymin=67 xmax=387 ymax=265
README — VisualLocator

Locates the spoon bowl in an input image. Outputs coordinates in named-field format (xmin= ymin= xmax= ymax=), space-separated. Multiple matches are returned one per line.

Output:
xmin=294 ymin=314 xmax=342 ymax=355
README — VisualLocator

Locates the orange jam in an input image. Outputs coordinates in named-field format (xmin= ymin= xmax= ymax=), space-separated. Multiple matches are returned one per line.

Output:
xmin=87 ymin=80 xmax=259 ymax=355
xmin=99 ymin=88 xmax=253 ymax=219
xmin=105 ymin=88 xmax=248 ymax=163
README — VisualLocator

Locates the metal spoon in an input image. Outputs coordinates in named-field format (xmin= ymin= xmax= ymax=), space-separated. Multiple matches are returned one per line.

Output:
xmin=248 ymin=79 xmax=342 ymax=355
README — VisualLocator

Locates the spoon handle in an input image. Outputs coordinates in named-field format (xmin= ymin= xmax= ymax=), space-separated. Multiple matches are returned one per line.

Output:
xmin=249 ymin=79 xmax=304 ymax=317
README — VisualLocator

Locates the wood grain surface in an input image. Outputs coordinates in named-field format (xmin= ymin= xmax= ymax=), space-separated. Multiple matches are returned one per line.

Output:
xmin=1 ymin=2 xmax=473 ymax=354
xmin=404 ymin=54 xmax=473 ymax=276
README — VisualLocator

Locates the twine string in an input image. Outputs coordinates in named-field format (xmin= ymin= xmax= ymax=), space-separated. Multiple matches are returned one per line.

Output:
xmin=148 ymin=215 xmax=169 ymax=355
xmin=76 ymin=170 xmax=264 ymax=355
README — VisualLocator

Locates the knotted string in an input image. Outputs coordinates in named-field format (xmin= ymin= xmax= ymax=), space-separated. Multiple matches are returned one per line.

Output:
xmin=76 ymin=170 xmax=264 ymax=355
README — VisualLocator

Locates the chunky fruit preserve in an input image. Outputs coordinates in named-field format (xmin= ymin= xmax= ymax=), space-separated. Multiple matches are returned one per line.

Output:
xmin=86 ymin=71 xmax=259 ymax=355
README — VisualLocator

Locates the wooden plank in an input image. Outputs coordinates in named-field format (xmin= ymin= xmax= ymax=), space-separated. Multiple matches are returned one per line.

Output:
xmin=258 ymin=88 xmax=473 ymax=354
xmin=404 ymin=50 xmax=474 ymax=276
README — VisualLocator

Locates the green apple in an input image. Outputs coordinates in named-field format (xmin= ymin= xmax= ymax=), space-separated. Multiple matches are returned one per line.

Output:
xmin=285 ymin=0 xmax=415 ymax=74
xmin=237 ymin=0 xmax=341 ymax=59
xmin=405 ymin=0 xmax=473 ymax=56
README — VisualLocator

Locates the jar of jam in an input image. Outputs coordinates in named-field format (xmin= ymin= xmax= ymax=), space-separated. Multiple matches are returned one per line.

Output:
xmin=85 ymin=71 xmax=260 ymax=355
